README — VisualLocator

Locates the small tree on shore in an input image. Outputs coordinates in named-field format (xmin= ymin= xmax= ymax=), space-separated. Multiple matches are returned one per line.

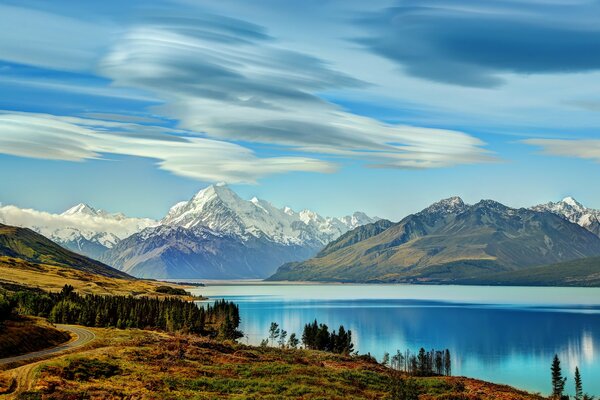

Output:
xmin=551 ymin=354 xmax=567 ymax=400
xmin=268 ymin=322 xmax=280 ymax=346
xmin=278 ymin=329 xmax=287 ymax=348
xmin=288 ymin=333 xmax=299 ymax=349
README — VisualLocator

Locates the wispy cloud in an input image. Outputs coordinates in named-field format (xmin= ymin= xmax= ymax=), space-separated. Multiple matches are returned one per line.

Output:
xmin=356 ymin=0 xmax=600 ymax=87
xmin=524 ymin=139 xmax=600 ymax=163
xmin=0 ymin=4 xmax=495 ymax=183
xmin=98 ymin=13 xmax=493 ymax=169
xmin=0 ymin=112 xmax=335 ymax=183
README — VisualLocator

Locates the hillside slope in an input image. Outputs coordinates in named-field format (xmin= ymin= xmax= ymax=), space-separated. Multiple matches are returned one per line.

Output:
xmin=0 ymin=223 xmax=131 ymax=279
xmin=457 ymin=256 xmax=600 ymax=287
xmin=269 ymin=198 xmax=600 ymax=284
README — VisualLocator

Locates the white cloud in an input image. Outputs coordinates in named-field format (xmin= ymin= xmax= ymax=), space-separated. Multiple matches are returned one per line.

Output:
xmin=524 ymin=139 xmax=600 ymax=162
xmin=98 ymin=16 xmax=494 ymax=169
xmin=0 ymin=204 xmax=154 ymax=242
xmin=0 ymin=112 xmax=335 ymax=183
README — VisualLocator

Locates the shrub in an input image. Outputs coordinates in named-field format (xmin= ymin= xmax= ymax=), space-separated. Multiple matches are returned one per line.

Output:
xmin=60 ymin=358 xmax=121 ymax=381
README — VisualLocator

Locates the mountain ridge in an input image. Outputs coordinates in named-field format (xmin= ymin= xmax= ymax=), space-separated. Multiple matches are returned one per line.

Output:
xmin=268 ymin=197 xmax=600 ymax=284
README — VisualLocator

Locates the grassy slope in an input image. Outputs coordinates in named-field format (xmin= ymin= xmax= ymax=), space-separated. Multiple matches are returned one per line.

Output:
xmin=0 ymin=224 xmax=130 ymax=279
xmin=2 ymin=328 xmax=544 ymax=400
xmin=457 ymin=256 xmax=600 ymax=287
xmin=0 ymin=256 xmax=197 ymax=299
xmin=0 ymin=317 xmax=71 ymax=358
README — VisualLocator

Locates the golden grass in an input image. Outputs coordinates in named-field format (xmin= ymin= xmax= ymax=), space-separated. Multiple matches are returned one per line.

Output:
xmin=0 ymin=327 xmax=546 ymax=400
xmin=0 ymin=257 xmax=200 ymax=300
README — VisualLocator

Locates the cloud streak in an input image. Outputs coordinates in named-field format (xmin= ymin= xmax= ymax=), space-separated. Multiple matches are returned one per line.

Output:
xmin=524 ymin=139 xmax=600 ymax=163
xmin=357 ymin=0 xmax=600 ymax=87
xmin=0 ymin=112 xmax=335 ymax=183
xmin=98 ymin=12 xmax=493 ymax=169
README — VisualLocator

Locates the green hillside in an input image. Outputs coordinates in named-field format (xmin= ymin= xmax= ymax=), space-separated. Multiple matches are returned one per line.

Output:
xmin=0 ymin=223 xmax=131 ymax=279
xmin=457 ymin=256 xmax=600 ymax=287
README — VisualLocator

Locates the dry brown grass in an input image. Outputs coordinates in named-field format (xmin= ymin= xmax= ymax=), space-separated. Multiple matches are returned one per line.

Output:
xmin=0 ymin=327 xmax=547 ymax=400
xmin=0 ymin=257 xmax=200 ymax=300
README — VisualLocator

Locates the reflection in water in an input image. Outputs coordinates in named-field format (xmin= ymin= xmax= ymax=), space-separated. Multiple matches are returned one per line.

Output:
xmin=195 ymin=286 xmax=600 ymax=396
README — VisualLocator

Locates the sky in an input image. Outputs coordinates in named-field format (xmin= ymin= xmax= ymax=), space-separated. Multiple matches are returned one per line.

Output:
xmin=1 ymin=0 xmax=600 ymax=221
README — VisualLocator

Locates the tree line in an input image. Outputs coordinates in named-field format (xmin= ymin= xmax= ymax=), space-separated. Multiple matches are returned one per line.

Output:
xmin=551 ymin=354 xmax=595 ymax=400
xmin=260 ymin=320 xmax=354 ymax=355
xmin=4 ymin=285 xmax=242 ymax=339
xmin=382 ymin=348 xmax=451 ymax=377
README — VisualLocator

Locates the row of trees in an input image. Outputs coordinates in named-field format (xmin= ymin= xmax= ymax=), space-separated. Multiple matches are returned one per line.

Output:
xmin=551 ymin=355 xmax=595 ymax=400
xmin=260 ymin=320 xmax=354 ymax=355
xmin=383 ymin=348 xmax=451 ymax=377
xmin=301 ymin=320 xmax=354 ymax=354
xmin=6 ymin=285 xmax=242 ymax=339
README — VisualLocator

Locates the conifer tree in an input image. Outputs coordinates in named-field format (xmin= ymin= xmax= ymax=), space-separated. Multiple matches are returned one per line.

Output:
xmin=551 ymin=354 xmax=567 ymax=400
xmin=575 ymin=366 xmax=583 ymax=400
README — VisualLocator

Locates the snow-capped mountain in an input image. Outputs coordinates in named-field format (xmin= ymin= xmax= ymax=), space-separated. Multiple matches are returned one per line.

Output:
xmin=1 ymin=184 xmax=377 ymax=279
xmin=160 ymin=183 xmax=379 ymax=247
xmin=102 ymin=183 xmax=379 ymax=279
xmin=532 ymin=197 xmax=600 ymax=237
xmin=0 ymin=203 xmax=157 ymax=259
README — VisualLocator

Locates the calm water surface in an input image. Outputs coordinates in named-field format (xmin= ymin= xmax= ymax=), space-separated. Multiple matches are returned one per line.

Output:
xmin=190 ymin=283 xmax=600 ymax=396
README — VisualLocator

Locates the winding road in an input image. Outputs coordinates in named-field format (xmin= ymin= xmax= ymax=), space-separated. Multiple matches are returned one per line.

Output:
xmin=0 ymin=325 xmax=96 ymax=397
xmin=0 ymin=325 xmax=96 ymax=366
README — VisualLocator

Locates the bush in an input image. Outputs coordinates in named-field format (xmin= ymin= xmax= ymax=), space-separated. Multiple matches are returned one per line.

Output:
xmin=60 ymin=358 xmax=121 ymax=381
xmin=0 ymin=294 xmax=12 ymax=322
xmin=155 ymin=286 xmax=189 ymax=296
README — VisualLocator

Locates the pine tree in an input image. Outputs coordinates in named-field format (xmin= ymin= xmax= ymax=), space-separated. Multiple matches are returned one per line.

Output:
xmin=278 ymin=329 xmax=287 ymax=348
xmin=574 ymin=367 xmax=583 ymax=400
xmin=382 ymin=352 xmax=390 ymax=366
xmin=444 ymin=349 xmax=451 ymax=376
xmin=268 ymin=322 xmax=280 ymax=346
xmin=288 ymin=333 xmax=299 ymax=349
xmin=551 ymin=354 xmax=567 ymax=399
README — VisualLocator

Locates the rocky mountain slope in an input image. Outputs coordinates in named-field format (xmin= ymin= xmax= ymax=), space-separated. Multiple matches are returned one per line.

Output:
xmin=532 ymin=197 xmax=600 ymax=237
xmin=268 ymin=197 xmax=600 ymax=283
xmin=101 ymin=184 xmax=378 ymax=279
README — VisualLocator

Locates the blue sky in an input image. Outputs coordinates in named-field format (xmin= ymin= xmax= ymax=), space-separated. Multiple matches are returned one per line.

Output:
xmin=1 ymin=0 xmax=600 ymax=220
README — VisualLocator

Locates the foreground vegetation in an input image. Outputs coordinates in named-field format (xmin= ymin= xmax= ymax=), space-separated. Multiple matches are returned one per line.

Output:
xmin=0 ymin=328 xmax=546 ymax=400
xmin=2 ymin=285 xmax=240 ymax=340
xmin=0 ymin=317 xmax=70 ymax=358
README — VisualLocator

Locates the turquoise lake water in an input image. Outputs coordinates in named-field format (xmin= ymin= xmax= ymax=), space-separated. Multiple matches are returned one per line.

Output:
xmin=191 ymin=283 xmax=600 ymax=396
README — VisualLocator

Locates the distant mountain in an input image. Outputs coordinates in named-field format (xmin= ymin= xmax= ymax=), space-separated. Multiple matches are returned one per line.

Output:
xmin=268 ymin=197 xmax=600 ymax=283
xmin=0 ymin=203 xmax=156 ymax=259
xmin=101 ymin=183 xmax=378 ymax=279
xmin=0 ymin=223 xmax=131 ymax=279
xmin=532 ymin=197 xmax=600 ymax=237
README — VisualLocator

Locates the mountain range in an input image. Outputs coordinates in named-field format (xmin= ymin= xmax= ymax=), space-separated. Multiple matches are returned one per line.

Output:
xmin=0 ymin=202 xmax=156 ymax=259
xmin=268 ymin=197 xmax=600 ymax=284
xmin=0 ymin=184 xmax=378 ymax=279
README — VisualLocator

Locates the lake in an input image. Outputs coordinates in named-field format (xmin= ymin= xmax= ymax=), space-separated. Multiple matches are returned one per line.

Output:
xmin=190 ymin=283 xmax=600 ymax=396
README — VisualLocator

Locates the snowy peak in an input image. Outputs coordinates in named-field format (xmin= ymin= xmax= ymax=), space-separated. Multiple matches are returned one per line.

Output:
xmin=422 ymin=196 xmax=466 ymax=215
xmin=532 ymin=197 xmax=600 ymax=237
xmin=0 ymin=202 xmax=157 ymax=251
xmin=62 ymin=203 xmax=98 ymax=217
xmin=160 ymin=184 xmax=378 ymax=246
xmin=560 ymin=196 xmax=585 ymax=211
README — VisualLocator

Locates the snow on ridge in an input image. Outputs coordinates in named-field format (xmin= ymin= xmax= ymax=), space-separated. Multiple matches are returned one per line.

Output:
xmin=0 ymin=203 xmax=157 ymax=248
